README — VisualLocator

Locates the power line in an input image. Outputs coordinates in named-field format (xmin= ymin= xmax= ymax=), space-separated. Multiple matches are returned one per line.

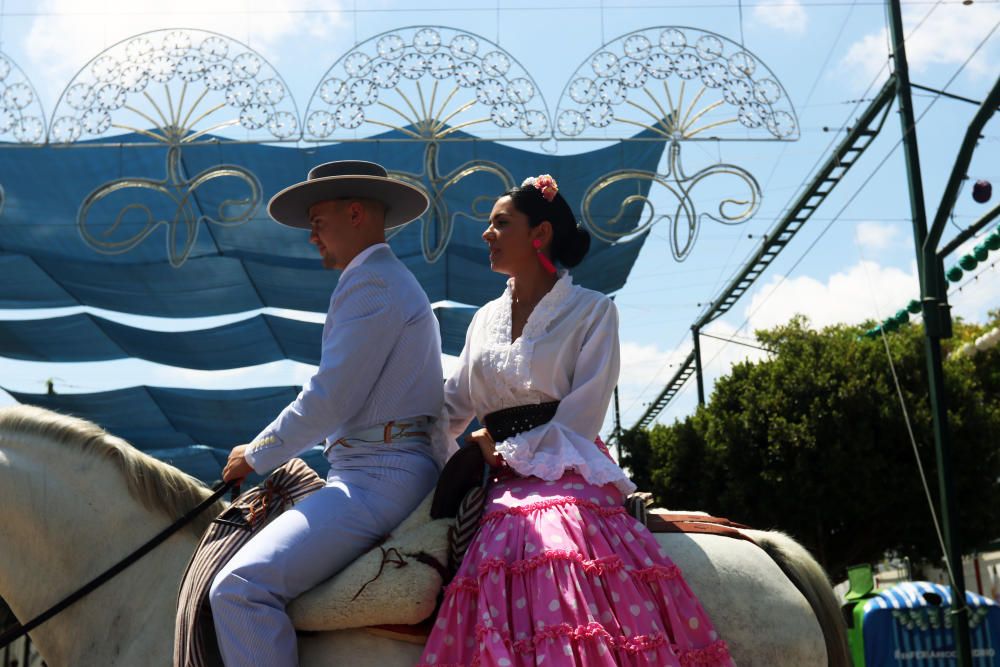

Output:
xmin=694 ymin=11 xmax=997 ymax=381
xmin=0 ymin=1 xmax=990 ymax=15
xmin=706 ymin=0 xmax=862 ymax=302
xmin=698 ymin=330 xmax=775 ymax=352
xmin=629 ymin=0 xmax=994 ymax=424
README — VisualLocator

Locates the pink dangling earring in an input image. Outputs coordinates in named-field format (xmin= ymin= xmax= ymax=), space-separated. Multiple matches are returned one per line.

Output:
xmin=533 ymin=238 xmax=557 ymax=275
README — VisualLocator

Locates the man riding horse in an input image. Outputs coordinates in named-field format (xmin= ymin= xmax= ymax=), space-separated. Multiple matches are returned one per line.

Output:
xmin=211 ymin=161 xmax=451 ymax=667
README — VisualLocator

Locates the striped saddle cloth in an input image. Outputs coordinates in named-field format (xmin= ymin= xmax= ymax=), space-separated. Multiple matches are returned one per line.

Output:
xmin=173 ymin=458 xmax=325 ymax=667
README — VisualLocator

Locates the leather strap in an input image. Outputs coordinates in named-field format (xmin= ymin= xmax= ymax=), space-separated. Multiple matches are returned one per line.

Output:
xmin=323 ymin=418 xmax=430 ymax=455
xmin=0 ymin=481 xmax=235 ymax=650
xmin=644 ymin=512 xmax=757 ymax=546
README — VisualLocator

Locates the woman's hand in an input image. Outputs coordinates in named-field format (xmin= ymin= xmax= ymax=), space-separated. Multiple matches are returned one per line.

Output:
xmin=466 ymin=428 xmax=502 ymax=468
xmin=222 ymin=444 xmax=254 ymax=483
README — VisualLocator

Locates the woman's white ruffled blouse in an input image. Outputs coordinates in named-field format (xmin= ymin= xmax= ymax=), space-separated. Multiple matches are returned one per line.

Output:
xmin=440 ymin=271 xmax=636 ymax=495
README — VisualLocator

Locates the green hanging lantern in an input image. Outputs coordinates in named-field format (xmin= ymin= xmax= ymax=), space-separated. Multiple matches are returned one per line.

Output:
xmin=974 ymin=243 xmax=989 ymax=261
xmin=895 ymin=309 xmax=909 ymax=324
xmin=947 ymin=266 xmax=964 ymax=282
xmin=959 ymin=254 xmax=978 ymax=271
xmin=907 ymin=299 xmax=921 ymax=314
xmin=884 ymin=318 xmax=900 ymax=332
xmin=986 ymin=231 xmax=1000 ymax=251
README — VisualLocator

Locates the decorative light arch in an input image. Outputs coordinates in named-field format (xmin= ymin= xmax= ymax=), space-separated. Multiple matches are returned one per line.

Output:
xmin=559 ymin=27 xmax=799 ymax=260
xmin=0 ymin=52 xmax=46 ymax=145
xmin=49 ymin=29 xmax=301 ymax=144
xmin=304 ymin=25 xmax=551 ymax=142
xmin=0 ymin=51 xmax=46 ymax=217
xmin=48 ymin=30 xmax=299 ymax=266
xmin=555 ymin=26 xmax=798 ymax=142
xmin=305 ymin=26 xmax=554 ymax=263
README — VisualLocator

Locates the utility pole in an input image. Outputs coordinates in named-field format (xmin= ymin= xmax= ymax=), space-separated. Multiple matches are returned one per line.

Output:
xmin=886 ymin=1 xmax=972 ymax=663
xmin=612 ymin=384 xmax=623 ymax=460
xmin=692 ymin=326 xmax=705 ymax=406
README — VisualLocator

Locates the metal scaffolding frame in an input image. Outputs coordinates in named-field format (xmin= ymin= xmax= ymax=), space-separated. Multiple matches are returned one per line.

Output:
xmin=630 ymin=76 xmax=898 ymax=431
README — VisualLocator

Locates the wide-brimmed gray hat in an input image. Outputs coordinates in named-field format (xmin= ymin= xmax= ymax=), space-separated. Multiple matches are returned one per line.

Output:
xmin=268 ymin=160 xmax=429 ymax=230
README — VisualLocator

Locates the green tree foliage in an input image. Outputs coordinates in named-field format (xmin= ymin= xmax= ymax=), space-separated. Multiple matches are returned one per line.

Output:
xmin=622 ymin=317 xmax=1000 ymax=579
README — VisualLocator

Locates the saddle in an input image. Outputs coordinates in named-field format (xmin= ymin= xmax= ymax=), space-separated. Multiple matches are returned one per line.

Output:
xmin=173 ymin=459 xmax=453 ymax=667
xmin=626 ymin=493 xmax=756 ymax=546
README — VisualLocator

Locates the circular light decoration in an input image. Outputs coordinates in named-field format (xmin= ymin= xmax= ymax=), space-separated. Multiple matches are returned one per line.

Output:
xmin=49 ymin=29 xmax=301 ymax=144
xmin=0 ymin=52 xmax=46 ymax=144
xmin=556 ymin=26 xmax=798 ymax=141
xmin=304 ymin=26 xmax=552 ymax=141
xmin=57 ymin=30 xmax=272 ymax=266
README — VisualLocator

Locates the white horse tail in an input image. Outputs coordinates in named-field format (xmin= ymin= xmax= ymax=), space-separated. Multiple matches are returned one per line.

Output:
xmin=744 ymin=529 xmax=851 ymax=667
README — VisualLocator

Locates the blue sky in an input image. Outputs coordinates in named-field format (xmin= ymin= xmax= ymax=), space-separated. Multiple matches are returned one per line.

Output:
xmin=0 ymin=0 xmax=997 ymax=440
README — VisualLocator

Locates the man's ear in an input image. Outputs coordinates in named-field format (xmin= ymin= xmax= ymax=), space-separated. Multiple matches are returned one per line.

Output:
xmin=349 ymin=200 xmax=365 ymax=228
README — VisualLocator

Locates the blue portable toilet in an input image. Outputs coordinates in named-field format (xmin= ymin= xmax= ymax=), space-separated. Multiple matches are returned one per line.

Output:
xmin=857 ymin=581 xmax=1000 ymax=665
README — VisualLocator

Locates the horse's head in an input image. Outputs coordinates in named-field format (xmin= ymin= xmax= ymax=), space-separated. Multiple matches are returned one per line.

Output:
xmin=0 ymin=404 xmax=227 ymax=666
xmin=0 ymin=404 xmax=224 ymax=540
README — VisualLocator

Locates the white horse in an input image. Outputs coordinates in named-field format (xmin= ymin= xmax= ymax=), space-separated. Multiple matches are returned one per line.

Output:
xmin=0 ymin=405 xmax=850 ymax=666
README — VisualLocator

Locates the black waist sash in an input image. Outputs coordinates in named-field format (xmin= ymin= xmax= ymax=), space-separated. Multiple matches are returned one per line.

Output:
xmin=482 ymin=401 xmax=560 ymax=442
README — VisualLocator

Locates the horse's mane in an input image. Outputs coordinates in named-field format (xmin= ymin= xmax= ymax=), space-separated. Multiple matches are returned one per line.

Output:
xmin=0 ymin=404 xmax=225 ymax=536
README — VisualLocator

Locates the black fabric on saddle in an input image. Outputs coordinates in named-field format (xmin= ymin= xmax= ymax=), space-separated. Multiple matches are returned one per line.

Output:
xmin=173 ymin=459 xmax=325 ymax=667
xmin=430 ymin=402 xmax=560 ymax=520
xmin=430 ymin=444 xmax=487 ymax=520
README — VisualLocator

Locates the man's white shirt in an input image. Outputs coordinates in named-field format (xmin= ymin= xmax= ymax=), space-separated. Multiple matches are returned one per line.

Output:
xmin=244 ymin=243 xmax=445 ymax=472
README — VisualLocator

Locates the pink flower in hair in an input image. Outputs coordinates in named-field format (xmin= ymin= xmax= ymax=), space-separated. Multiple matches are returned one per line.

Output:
xmin=532 ymin=174 xmax=558 ymax=202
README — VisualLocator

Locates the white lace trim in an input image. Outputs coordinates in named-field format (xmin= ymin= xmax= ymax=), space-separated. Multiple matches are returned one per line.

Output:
xmin=518 ymin=270 xmax=574 ymax=341
xmin=485 ymin=272 xmax=575 ymax=399
xmin=494 ymin=426 xmax=637 ymax=496
xmin=483 ymin=296 xmax=515 ymax=406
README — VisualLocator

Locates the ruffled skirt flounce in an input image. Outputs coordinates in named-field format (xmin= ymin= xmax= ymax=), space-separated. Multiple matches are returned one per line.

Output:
xmin=418 ymin=472 xmax=734 ymax=666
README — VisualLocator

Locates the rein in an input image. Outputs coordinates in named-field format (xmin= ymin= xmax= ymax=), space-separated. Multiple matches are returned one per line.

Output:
xmin=0 ymin=480 xmax=238 ymax=650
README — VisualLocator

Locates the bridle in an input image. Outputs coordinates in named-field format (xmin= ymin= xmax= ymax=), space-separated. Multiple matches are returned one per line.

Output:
xmin=0 ymin=481 xmax=237 ymax=650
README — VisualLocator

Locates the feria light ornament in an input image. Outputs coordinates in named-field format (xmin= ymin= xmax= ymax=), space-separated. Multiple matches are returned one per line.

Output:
xmin=303 ymin=26 xmax=553 ymax=263
xmin=49 ymin=30 xmax=299 ymax=266
xmin=559 ymin=27 xmax=799 ymax=261
xmin=0 ymin=51 xmax=46 ymax=218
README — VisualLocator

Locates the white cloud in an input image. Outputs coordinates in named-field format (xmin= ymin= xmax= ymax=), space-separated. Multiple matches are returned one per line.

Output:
xmin=752 ymin=0 xmax=808 ymax=36
xmin=614 ymin=339 xmax=691 ymax=429
xmin=616 ymin=322 xmax=768 ymax=428
xmin=743 ymin=260 xmax=918 ymax=331
xmin=840 ymin=4 xmax=1000 ymax=85
xmin=854 ymin=221 xmax=902 ymax=251
xmin=20 ymin=0 xmax=346 ymax=110
xmin=617 ymin=256 xmax=1000 ymax=428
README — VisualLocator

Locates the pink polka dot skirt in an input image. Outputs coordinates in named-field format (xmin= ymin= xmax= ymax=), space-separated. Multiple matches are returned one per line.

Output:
xmin=418 ymin=472 xmax=734 ymax=666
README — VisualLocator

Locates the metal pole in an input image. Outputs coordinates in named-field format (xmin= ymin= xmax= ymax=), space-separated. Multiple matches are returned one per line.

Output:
xmin=612 ymin=385 xmax=623 ymax=459
xmin=692 ymin=326 xmax=705 ymax=406
xmin=886 ymin=1 xmax=972 ymax=663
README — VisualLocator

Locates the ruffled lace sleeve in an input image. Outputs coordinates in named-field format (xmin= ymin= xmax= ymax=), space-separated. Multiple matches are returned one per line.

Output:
xmin=431 ymin=308 xmax=482 ymax=465
xmin=493 ymin=298 xmax=636 ymax=495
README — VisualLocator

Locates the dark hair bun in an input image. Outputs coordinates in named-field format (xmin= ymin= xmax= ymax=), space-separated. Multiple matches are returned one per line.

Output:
xmin=554 ymin=225 xmax=591 ymax=268
xmin=502 ymin=178 xmax=592 ymax=267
